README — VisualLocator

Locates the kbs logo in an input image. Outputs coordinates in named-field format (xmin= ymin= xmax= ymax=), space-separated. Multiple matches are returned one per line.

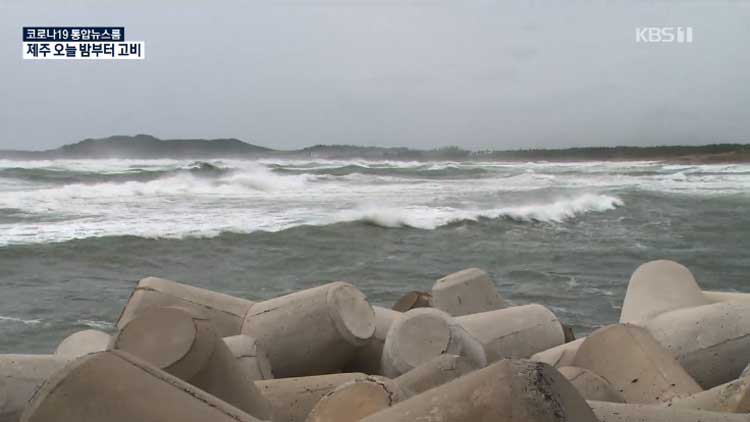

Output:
xmin=635 ymin=27 xmax=693 ymax=43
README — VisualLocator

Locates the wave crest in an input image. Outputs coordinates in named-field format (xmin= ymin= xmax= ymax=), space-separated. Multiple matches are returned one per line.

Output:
xmin=0 ymin=161 xmax=231 ymax=185
xmin=336 ymin=193 xmax=624 ymax=229
xmin=272 ymin=163 xmax=488 ymax=179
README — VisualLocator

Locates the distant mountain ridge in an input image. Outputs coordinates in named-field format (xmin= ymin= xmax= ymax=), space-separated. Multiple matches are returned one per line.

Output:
xmin=10 ymin=134 xmax=271 ymax=159
xmin=1 ymin=135 xmax=749 ymax=163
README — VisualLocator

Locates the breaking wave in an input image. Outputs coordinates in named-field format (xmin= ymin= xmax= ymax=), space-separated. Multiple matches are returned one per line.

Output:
xmin=0 ymin=161 xmax=229 ymax=185
xmin=336 ymin=193 xmax=624 ymax=229
xmin=272 ymin=163 xmax=489 ymax=179
xmin=0 ymin=163 xmax=309 ymax=206
xmin=2 ymin=157 xmax=747 ymax=246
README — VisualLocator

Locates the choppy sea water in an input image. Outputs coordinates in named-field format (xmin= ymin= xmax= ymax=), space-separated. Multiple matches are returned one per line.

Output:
xmin=0 ymin=158 xmax=748 ymax=353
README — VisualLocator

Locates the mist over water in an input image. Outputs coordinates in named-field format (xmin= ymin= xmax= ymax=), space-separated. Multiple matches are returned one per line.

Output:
xmin=0 ymin=158 xmax=749 ymax=353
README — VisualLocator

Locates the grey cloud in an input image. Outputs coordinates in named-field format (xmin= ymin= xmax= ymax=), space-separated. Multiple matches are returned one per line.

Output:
xmin=0 ymin=1 xmax=749 ymax=151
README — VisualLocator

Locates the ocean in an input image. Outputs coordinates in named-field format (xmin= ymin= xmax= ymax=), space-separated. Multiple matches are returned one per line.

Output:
xmin=1 ymin=158 xmax=748 ymax=353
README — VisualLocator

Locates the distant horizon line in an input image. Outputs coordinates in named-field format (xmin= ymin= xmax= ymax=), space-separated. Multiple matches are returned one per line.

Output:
xmin=4 ymin=133 xmax=750 ymax=154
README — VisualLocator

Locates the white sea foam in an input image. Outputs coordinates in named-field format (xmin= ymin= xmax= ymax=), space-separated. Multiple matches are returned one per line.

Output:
xmin=77 ymin=319 xmax=113 ymax=330
xmin=0 ymin=315 xmax=43 ymax=325
xmin=0 ymin=158 xmax=747 ymax=246
xmin=335 ymin=193 xmax=624 ymax=229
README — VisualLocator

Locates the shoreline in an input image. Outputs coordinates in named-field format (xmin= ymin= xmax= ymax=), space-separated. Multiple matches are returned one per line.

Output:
xmin=1 ymin=135 xmax=749 ymax=164
xmin=0 ymin=153 xmax=748 ymax=165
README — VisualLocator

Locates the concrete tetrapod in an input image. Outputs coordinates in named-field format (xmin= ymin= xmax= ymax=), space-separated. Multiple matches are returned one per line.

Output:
xmin=255 ymin=372 xmax=368 ymax=422
xmin=117 ymin=276 xmax=254 ymax=337
xmin=645 ymin=301 xmax=750 ymax=389
xmin=111 ymin=306 xmax=272 ymax=420
xmin=619 ymin=260 xmax=707 ymax=324
xmin=306 ymin=354 xmax=479 ymax=422
xmin=304 ymin=376 xmax=408 ymax=422
xmin=703 ymin=290 xmax=750 ymax=303
xmin=529 ymin=338 xmax=584 ymax=368
xmin=391 ymin=291 xmax=431 ymax=312
xmin=360 ymin=359 xmax=600 ymax=422
xmin=344 ymin=306 xmax=400 ymax=375
xmin=0 ymin=355 xmax=68 ymax=422
xmin=394 ymin=353 xmax=480 ymax=396
xmin=223 ymin=334 xmax=274 ymax=381
xmin=558 ymin=366 xmax=626 ymax=403
xmin=456 ymin=303 xmax=566 ymax=363
xmin=54 ymin=329 xmax=111 ymax=359
xmin=589 ymin=401 xmax=750 ymax=422
xmin=380 ymin=307 xmax=487 ymax=377
xmin=667 ymin=375 xmax=750 ymax=413
xmin=619 ymin=260 xmax=750 ymax=388
xmin=574 ymin=324 xmax=702 ymax=404
xmin=429 ymin=268 xmax=506 ymax=316
xmin=241 ymin=282 xmax=375 ymax=378
xmin=19 ymin=350 xmax=264 ymax=422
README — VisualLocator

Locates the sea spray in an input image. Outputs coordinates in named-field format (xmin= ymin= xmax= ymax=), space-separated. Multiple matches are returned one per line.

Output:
xmin=0 ymin=158 xmax=745 ymax=247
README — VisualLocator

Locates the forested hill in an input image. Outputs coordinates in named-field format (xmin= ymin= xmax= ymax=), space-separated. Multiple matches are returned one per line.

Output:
xmin=1 ymin=135 xmax=748 ymax=163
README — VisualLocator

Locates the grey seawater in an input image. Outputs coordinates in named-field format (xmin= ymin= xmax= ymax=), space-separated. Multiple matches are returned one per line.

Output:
xmin=0 ymin=159 xmax=748 ymax=353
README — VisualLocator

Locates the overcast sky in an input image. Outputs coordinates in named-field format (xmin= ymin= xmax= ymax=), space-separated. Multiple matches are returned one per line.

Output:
xmin=1 ymin=1 xmax=749 ymax=151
